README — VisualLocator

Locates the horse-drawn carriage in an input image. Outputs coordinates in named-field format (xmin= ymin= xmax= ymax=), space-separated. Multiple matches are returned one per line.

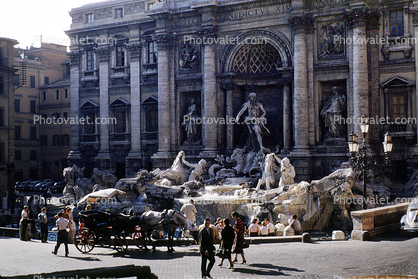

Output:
xmin=74 ymin=210 xmax=143 ymax=253
xmin=74 ymin=209 xmax=198 ymax=253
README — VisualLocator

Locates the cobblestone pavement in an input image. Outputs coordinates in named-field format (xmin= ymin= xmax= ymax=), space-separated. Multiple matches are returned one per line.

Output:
xmin=0 ymin=233 xmax=417 ymax=279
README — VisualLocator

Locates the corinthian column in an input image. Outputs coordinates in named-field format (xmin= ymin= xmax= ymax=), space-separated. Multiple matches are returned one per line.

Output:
xmin=288 ymin=15 xmax=314 ymax=154
xmin=346 ymin=8 xmax=369 ymax=142
xmin=200 ymin=25 xmax=218 ymax=157
xmin=126 ymin=43 xmax=142 ymax=171
xmin=154 ymin=33 xmax=175 ymax=156
xmin=95 ymin=46 xmax=111 ymax=165
xmin=413 ymin=11 xmax=418 ymax=152
xmin=68 ymin=51 xmax=81 ymax=163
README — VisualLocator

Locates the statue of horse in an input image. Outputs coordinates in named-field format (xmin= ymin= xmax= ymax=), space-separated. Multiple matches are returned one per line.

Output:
xmin=155 ymin=151 xmax=188 ymax=185
xmin=256 ymin=153 xmax=281 ymax=191
xmin=139 ymin=209 xmax=198 ymax=252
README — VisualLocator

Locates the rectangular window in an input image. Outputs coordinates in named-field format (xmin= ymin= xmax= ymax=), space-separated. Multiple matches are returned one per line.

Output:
xmin=40 ymin=135 xmax=47 ymax=146
xmin=115 ymin=8 xmax=123 ymax=19
xmin=42 ymin=91 xmax=46 ymax=101
xmin=30 ymin=76 xmax=35 ymax=88
xmin=30 ymin=150 xmax=37 ymax=161
xmin=30 ymin=126 xmax=37 ymax=140
xmin=15 ymin=99 xmax=20 ymax=113
xmin=63 ymin=112 xmax=68 ymax=119
xmin=44 ymin=77 xmax=49 ymax=85
xmin=61 ymin=134 xmax=69 ymax=146
xmin=147 ymin=42 xmax=157 ymax=64
xmin=15 ymin=150 xmax=21 ymax=161
xmin=116 ymin=46 xmax=125 ymax=67
xmin=30 ymin=100 xmax=36 ymax=113
xmin=64 ymin=89 xmax=68 ymax=99
xmin=86 ymin=13 xmax=93 ymax=23
xmin=53 ymin=135 xmax=60 ymax=146
xmin=147 ymin=107 xmax=158 ymax=132
xmin=15 ymin=126 xmax=21 ymax=140
xmin=86 ymin=50 xmax=94 ymax=71
xmin=0 ymin=107 xmax=3 ymax=127
xmin=0 ymin=75 xmax=4 ymax=94
xmin=390 ymin=93 xmax=407 ymax=120
xmin=56 ymin=89 xmax=60 ymax=100
xmin=390 ymin=10 xmax=404 ymax=37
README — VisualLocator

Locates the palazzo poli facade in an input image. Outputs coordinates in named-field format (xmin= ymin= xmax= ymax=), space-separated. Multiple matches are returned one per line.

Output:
xmin=67 ymin=0 xmax=418 ymax=181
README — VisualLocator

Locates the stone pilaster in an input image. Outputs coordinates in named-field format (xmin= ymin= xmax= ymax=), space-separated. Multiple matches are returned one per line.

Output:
xmin=221 ymin=81 xmax=234 ymax=151
xmin=346 ymin=8 xmax=370 ymax=142
xmin=126 ymin=43 xmax=143 ymax=172
xmin=282 ymin=78 xmax=292 ymax=154
xmin=153 ymin=33 xmax=176 ymax=158
xmin=68 ymin=51 xmax=81 ymax=163
xmin=288 ymin=14 xmax=314 ymax=155
xmin=412 ymin=11 xmax=418 ymax=153
xmin=199 ymin=25 xmax=218 ymax=157
xmin=95 ymin=46 xmax=111 ymax=166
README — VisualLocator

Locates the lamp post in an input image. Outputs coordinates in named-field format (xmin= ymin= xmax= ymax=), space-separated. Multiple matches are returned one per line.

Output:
xmin=347 ymin=114 xmax=393 ymax=210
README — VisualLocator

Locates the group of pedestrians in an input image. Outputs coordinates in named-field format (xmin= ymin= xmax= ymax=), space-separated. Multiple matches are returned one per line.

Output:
xmin=248 ymin=215 xmax=303 ymax=236
xmin=198 ymin=211 xmax=246 ymax=279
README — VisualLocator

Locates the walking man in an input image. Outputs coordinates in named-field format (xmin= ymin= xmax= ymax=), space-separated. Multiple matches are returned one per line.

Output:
xmin=38 ymin=207 xmax=48 ymax=243
xmin=199 ymin=218 xmax=215 ymax=279
xmin=181 ymin=199 xmax=197 ymax=225
xmin=52 ymin=212 xmax=69 ymax=257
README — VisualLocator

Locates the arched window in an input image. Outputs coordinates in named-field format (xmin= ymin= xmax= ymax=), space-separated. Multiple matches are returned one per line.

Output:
xmin=232 ymin=43 xmax=282 ymax=74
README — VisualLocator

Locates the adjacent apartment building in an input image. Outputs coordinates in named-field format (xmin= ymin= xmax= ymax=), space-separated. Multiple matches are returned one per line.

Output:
xmin=0 ymin=37 xmax=18 ymax=202
xmin=66 ymin=0 xmax=418 ymax=181
xmin=13 ymin=43 xmax=69 ymax=182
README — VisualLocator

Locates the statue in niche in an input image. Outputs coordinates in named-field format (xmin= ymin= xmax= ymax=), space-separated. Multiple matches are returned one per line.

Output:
xmin=320 ymin=86 xmax=346 ymax=139
xmin=182 ymin=98 xmax=200 ymax=144
xmin=179 ymin=44 xmax=199 ymax=71
xmin=235 ymin=92 xmax=270 ymax=152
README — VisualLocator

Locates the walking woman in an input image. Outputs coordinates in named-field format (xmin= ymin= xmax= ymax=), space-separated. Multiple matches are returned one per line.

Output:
xmin=231 ymin=211 xmax=246 ymax=264
xmin=217 ymin=219 xmax=235 ymax=268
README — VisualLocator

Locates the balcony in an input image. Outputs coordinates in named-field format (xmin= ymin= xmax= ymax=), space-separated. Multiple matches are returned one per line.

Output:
xmin=80 ymin=134 xmax=99 ymax=150
xmin=142 ymin=131 xmax=158 ymax=141
xmin=110 ymin=132 xmax=131 ymax=148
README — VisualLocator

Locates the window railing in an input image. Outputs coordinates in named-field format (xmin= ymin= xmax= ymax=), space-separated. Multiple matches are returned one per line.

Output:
xmin=389 ymin=123 xmax=407 ymax=133
xmin=142 ymin=131 xmax=158 ymax=141
xmin=80 ymin=134 xmax=99 ymax=142
xmin=110 ymin=132 xmax=130 ymax=142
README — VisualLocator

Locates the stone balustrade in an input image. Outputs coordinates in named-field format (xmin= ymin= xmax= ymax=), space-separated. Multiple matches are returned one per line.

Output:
xmin=351 ymin=203 xmax=409 ymax=240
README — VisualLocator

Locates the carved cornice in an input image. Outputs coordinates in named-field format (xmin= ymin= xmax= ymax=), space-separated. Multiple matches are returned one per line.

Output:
xmin=288 ymin=15 xmax=315 ymax=34
xmin=154 ymin=33 xmax=176 ymax=50
xmin=197 ymin=25 xmax=218 ymax=39
xmin=126 ymin=43 xmax=142 ymax=59
xmin=69 ymin=51 xmax=81 ymax=65
xmin=345 ymin=8 xmax=380 ymax=29
xmin=95 ymin=46 xmax=110 ymax=62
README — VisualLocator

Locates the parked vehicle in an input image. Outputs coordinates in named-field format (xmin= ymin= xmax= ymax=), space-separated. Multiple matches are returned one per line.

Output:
xmin=28 ymin=181 xmax=42 ymax=191
xmin=15 ymin=181 xmax=31 ymax=191
xmin=400 ymin=197 xmax=418 ymax=232
xmin=51 ymin=180 xmax=66 ymax=193
xmin=40 ymin=181 xmax=55 ymax=192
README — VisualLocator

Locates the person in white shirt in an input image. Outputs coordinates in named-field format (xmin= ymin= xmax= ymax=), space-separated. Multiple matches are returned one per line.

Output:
xmin=247 ymin=219 xmax=260 ymax=237
xmin=180 ymin=200 xmax=197 ymax=224
xmin=52 ymin=212 xmax=69 ymax=257
xmin=289 ymin=214 xmax=303 ymax=235
xmin=19 ymin=205 xmax=29 ymax=240
xmin=216 ymin=218 xmax=225 ymax=237
xmin=259 ymin=221 xmax=268 ymax=236
xmin=265 ymin=218 xmax=275 ymax=236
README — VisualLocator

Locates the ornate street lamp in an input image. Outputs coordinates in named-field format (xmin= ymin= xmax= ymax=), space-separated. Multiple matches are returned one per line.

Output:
xmin=348 ymin=115 xmax=392 ymax=210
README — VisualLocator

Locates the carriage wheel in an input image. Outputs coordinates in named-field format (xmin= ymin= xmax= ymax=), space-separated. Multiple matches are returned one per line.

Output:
xmin=132 ymin=231 xmax=144 ymax=248
xmin=114 ymin=233 xmax=128 ymax=252
xmin=74 ymin=228 xmax=95 ymax=253
xmin=98 ymin=236 xmax=111 ymax=248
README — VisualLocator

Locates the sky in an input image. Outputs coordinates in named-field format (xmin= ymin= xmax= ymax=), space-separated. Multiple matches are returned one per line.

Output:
xmin=0 ymin=0 xmax=105 ymax=49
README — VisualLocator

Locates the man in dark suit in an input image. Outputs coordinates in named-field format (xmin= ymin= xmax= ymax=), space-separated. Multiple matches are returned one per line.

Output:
xmin=199 ymin=218 xmax=215 ymax=279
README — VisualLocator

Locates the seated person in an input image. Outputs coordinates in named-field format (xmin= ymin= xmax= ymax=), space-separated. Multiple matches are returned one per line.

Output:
xmin=247 ymin=219 xmax=260 ymax=237
xmin=289 ymin=214 xmax=303 ymax=235
xmin=259 ymin=221 xmax=268 ymax=236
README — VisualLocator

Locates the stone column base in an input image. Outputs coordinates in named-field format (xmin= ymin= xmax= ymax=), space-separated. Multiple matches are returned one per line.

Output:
xmin=351 ymin=230 xmax=369 ymax=241
xmin=199 ymin=148 xmax=218 ymax=159
xmin=126 ymin=150 xmax=143 ymax=174
xmin=95 ymin=150 xmax=111 ymax=170
xmin=287 ymin=151 xmax=312 ymax=182
xmin=151 ymin=151 xmax=177 ymax=169
xmin=67 ymin=150 xmax=81 ymax=166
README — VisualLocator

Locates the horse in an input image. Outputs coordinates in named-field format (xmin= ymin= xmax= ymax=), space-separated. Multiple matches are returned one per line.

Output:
xmin=139 ymin=209 xmax=198 ymax=252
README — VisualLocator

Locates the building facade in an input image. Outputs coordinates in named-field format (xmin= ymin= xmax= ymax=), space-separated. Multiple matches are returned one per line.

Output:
xmin=0 ymin=37 xmax=18 ymax=203
xmin=13 ymin=43 xmax=69 ymax=182
xmin=67 ymin=0 xmax=418 ymax=181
